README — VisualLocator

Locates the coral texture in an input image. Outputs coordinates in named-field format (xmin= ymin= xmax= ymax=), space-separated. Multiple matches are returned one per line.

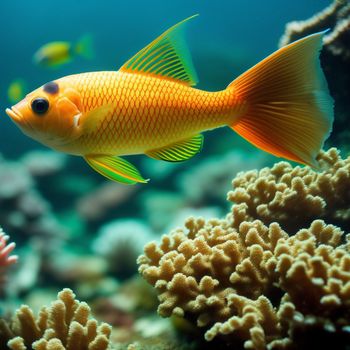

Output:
xmin=279 ymin=0 xmax=350 ymax=150
xmin=92 ymin=219 xmax=155 ymax=279
xmin=228 ymin=148 xmax=350 ymax=232
xmin=0 ymin=288 xmax=113 ymax=350
xmin=138 ymin=218 xmax=350 ymax=349
xmin=138 ymin=149 xmax=350 ymax=349
xmin=0 ymin=229 xmax=17 ymax=284
xmin=0 ymin=155 xmax=64 ymax=244
xmin=279 ymin=0 xmax=350 ymax=56
xmin=176 ymin=150 xmax=271 ymax=206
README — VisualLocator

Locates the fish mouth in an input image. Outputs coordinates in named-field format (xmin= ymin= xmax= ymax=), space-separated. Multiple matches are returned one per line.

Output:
xmin=6 ymin=107 xmax=23 ymax=122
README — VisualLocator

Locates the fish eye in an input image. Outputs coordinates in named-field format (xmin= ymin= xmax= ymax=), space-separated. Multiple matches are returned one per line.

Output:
xmin=31 ymin=97 xmax=49 ymax=115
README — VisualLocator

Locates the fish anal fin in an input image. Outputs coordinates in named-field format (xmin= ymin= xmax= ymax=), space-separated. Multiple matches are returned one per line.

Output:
xmin=120 ymin=15 xmax=198 ymax=86
xmin=146 ymin=134 xmax=203 ymax=162
xmin=84 ymin=155 xmax=149 ymax=185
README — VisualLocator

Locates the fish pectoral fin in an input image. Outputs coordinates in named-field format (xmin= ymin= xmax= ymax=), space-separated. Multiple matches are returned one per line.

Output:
xmin=119 ymin=15 xmax=198 ymax=86
xmin=84 ymin=155 xmax=149 ymax=185
xmin=146 ymin=134 xmax=203 ymax=162
xmin=82 ymin=104 xmax=115 ymax=133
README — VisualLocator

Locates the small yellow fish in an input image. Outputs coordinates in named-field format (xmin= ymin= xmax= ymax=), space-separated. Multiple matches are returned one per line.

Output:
xmin=6 ymin=16 xmax=333 ymax=185
xmin=7 ymin=79 xmax=28 ymax=104
xmin=33 ymin=35 xmax=94 ymax=68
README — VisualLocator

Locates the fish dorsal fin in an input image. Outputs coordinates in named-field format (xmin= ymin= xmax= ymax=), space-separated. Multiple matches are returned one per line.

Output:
xmin=84 ymin=155 xmax=149 ymax=185
xmin=120 ymin=15 xmax=199 ymax=86
xmin=146 ymin=134 xmax=203 ymax=162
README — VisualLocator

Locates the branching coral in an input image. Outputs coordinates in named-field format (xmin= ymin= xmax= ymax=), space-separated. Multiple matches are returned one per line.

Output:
xmin=228 ymin=148 xmax=350 ymax=232
xmin=138 ymin=149 xmax=350 ymax=349
xmin=279 ymin=0 xmax=350 ymax=57
xmin=0 ymin=229 xmax=17 ymax=285
xmin=0 ymin=288 xmax=113 ymax=350
xmin=138 ymin=218 xmax=350 ymax=349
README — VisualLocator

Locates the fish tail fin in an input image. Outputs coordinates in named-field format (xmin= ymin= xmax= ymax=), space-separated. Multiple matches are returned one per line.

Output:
xmin=227 ymin=31 xmax=333 ymax=167
xmin=75 ymin=34 xmax=94 ymax=60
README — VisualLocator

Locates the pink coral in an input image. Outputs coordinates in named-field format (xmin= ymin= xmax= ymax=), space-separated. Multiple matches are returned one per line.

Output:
xmin=0 ymin=229 xmax=17 ymax=282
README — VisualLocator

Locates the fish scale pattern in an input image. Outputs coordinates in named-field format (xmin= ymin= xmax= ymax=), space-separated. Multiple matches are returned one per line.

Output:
xmin=64 ymin=71 xmax=241 ymax=156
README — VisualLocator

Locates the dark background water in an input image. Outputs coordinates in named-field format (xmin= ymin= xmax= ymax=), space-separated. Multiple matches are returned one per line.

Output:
xmin=0 ymin=0 xmax=329 ymax=157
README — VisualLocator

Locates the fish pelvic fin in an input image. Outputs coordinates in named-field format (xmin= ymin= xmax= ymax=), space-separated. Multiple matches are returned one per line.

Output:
xmin=84 ymin=155 xmax=149 ymax=185
xmin=228 ymin=31 xmax=334 ymax=168
xmin=146 ymin=134 xmax=203 ymax=162
xmin=120 ymin=15 xmax=198 ymax=86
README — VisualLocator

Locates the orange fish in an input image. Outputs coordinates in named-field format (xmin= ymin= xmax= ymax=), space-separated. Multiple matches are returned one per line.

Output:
xmin=6 ymin=16 xmax=333 ymax=185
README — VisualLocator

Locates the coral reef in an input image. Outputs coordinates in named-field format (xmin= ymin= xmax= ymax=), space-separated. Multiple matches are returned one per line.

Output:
xmin=47 ymin=253 xmax=108 ymax=284
xmin=0 ymin=154 xmax=67 ymax=298
xmin=0 ymin=229 xmax=17 ymax=286
xmin=279 ymin=0 xmax=350 ymax=151
xmin=228 ymin=148 xmax=350 ymax=232
xmin=0 ymin=288 xmax=113 ymax=350
xmin=164 ymin=207 xmax=223 ymax=235
xmin=176 ymin=150 xmax=272 ymax=207
xmin=21 ymin=150 xmax=67 ymax=178
xmin=138 ymin=217 xmax=350 ymax=349
xmin=138 ymin=191 xmax=187 ymax=233
xmin=0 ymin=155 xmax=65 ymax=245
xmin=6 ymin=242 xmax=44 ymax=301
xmin=138 ymin=149 xmax=350 ymax=349
xmin=77 ymin=183 xmax=138 ymax=223
xmin=279 ymin=0 xmax=350 ymax=52
xmin=92 ymin=219 xmax=155 ymax=280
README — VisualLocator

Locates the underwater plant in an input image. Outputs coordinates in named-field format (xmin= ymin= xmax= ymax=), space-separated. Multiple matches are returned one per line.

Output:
xmin=0 ymin=288 xmax=113 ymax=350
xmin=137 ymin=148 xmax=350 ymax=349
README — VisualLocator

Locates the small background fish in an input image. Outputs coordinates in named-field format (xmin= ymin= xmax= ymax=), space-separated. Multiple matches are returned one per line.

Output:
xmin=7 ymin=79 xmax=28 ymax=104
xmin=33 ymin=35 xmax=94 ymax=68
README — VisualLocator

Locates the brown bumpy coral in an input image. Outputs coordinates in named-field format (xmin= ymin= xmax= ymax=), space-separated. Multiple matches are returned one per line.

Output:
xmin=279 ymin=0 xmax=350 ymax=56
xmin=0 ymin=288 xmax=113 ymax=350
xmin=138 ymin=149 xmax=350 ymax=349
xmin=280 ymin=0 xmax=350 ymax=150
xmin=228 ymin=148 xmax=350 ymax=232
